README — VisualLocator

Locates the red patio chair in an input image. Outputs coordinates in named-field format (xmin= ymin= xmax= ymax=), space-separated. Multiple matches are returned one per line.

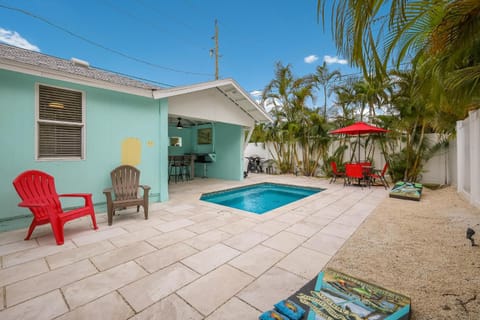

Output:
xmin=329 ymin=161 xmax=345 ymax=184
xmin=344 ymin=163 xmax=369 ymax=188
xmin=13 ymin=170 xmax=98 ymax=245
xmin=369 ymin=162 xmax=390 ymax=189
xmin=357 ymin=161 xmax=371 ymax=167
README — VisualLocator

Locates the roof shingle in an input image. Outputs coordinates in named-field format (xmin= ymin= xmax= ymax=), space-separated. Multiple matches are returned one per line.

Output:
xmin=0 ymin=43 xmax=162 ymax=90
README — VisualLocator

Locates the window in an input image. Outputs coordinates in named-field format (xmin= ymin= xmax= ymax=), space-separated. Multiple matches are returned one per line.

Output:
xmin=169 ymin=137 xmax=182 ymax=147
xmin=36 ymin=84 xmax=85 ymax=159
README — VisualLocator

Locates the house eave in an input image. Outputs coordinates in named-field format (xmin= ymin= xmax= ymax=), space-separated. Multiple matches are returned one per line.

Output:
xmin=0 ymin=58 xmax=156 ymax=98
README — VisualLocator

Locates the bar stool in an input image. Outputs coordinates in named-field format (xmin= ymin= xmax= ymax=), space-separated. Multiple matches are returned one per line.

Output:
xmin=168 ymin=156 xmax=184 ymax=183
xmin=168 ymin=156 xmax=176 ymax=183
xmin=181 ymin=155 xmax=191 ymax=181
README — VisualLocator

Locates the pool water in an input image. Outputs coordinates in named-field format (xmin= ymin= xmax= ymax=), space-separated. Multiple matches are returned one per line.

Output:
xmin=200 ymin=183 xmax=324 ymax=214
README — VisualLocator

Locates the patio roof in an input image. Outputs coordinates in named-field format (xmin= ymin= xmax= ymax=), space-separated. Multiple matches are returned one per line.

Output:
xmin=155 ymin=79 xmax=272 ymax=125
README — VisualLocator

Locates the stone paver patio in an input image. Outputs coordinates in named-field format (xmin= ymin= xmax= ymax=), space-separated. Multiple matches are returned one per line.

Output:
xmin=0 ymin=174 xmax=388 ymax=319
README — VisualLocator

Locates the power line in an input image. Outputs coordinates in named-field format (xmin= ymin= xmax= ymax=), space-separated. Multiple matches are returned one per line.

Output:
xmin=178 ymin=0 xmax=236 ymax=44
xmin=329 ymin=62 xmax=413 ymax=85
xmin=0 ymin=4 xmax=214 ymax=77
xmin=100 ymin=0 xmax=209 ymax=52
xmin=133 ymin=0 xmax=200 ymax=34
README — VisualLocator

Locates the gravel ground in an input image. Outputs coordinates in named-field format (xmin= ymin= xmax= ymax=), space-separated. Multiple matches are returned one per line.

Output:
xmin=326 ymin=186 xmax=480 ymax=319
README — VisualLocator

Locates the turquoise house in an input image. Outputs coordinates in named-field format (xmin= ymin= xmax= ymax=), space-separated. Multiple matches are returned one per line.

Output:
xmin=0 ymin=44 xmax=271 ymax=229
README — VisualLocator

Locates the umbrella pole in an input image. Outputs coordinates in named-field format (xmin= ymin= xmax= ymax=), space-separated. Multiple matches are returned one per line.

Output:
xmin=358 ymin=134 xmax=361 ymax=162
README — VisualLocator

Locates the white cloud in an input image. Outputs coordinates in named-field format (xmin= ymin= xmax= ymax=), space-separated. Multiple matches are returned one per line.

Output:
xmin=250 ymin=90 xmax=263 ymax=106
xmin=324 ymin=55 xmax=348 ymax=65
xmin=262 ymin=97 xmax=282 ymax=113
xmin=0 ymin=28 xmax=40 ymax=51
xmin=304 ymin=55 xmax=319 ymax=64
xmin=250 ymin=90 xmax=262 ymax=98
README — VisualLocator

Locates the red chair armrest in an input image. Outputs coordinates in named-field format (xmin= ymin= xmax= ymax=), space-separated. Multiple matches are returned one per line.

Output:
xmin=58 ymin=193 xmax=92 ymax=199
xmin=139 ymin=185 xmax=151 ymax=191
xmin=18 ymin=200 xmax=51 ymax=208
xmin=58 ymin=193 xmax=93 ymax=207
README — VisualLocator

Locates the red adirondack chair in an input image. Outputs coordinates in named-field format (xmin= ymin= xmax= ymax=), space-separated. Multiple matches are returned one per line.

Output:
xmin=13 ymin=170 xmax=98 ymax=245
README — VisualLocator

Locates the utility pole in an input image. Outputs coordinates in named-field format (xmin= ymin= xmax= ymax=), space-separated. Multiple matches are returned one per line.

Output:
xmin=211 ymin=19 xmax=219 ymax=80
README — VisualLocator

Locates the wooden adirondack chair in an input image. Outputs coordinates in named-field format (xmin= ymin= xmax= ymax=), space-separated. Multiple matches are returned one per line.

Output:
xmin=13 ymin=170 xmax=98 ymax=245
xmin=103 ymin=165 xmax=150 ymax=226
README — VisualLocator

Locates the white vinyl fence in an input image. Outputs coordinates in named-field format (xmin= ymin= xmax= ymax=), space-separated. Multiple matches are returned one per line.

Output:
xmin=456 ymin=109 xmax=480 ymax=208
xmin=245 ymin=138 xmax=450 ymax=184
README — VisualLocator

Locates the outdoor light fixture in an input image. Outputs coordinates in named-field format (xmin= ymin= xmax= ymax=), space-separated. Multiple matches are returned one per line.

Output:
xmin=176 ymin=117 xmax=183 ymax=129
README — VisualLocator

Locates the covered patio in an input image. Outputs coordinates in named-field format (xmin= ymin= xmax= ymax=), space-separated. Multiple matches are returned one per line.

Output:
xmin=160 ymin=79 xmax=271 ymax=181
xmin=0 ymin=175 xmax=387 ymax=319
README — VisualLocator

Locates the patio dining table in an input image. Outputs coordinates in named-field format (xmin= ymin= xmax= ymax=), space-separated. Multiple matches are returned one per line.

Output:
xmin=358 ymin=164 xmax=389 ymax=188
xmin=360 ymin=165 xmax=373 ymax=176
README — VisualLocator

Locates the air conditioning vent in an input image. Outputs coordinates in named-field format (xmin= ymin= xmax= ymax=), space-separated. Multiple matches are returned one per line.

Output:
xmin=71 ymin=57 xmax=89 ymax=68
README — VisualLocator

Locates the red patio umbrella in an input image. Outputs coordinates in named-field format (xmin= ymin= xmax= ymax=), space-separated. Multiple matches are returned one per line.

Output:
xmin=330 ymin=121 xmax=388 ymax=161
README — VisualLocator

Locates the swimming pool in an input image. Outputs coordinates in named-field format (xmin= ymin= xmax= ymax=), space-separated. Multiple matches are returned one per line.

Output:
xmin=200 ymin=183 xmax=324 ymax=214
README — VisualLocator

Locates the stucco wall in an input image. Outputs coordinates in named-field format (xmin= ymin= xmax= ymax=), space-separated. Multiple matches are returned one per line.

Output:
xmin=0 ymin=69 xmax=168 ymax=222
xmin=206 ymin=122 xmax=243 ymax=180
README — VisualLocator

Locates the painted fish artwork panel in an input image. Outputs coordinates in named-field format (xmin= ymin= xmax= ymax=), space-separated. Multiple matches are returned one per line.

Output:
xmin=389 ymin=182 xmax=423 ymax=201
xmin=287 ymin=269 xmax=411 ymax=320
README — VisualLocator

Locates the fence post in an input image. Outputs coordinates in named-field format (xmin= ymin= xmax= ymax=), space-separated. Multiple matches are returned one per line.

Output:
xmin=469 ymin=110 xmax=480 ymax=207
xmin=456 ymin=120 xmax=466 ymax=197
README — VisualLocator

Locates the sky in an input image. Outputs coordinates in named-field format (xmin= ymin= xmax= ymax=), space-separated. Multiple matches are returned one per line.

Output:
xmin=0 ymin=0 xmax=360 ymax=105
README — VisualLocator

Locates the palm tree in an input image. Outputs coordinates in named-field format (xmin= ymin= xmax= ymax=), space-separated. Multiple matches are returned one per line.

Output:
xmin=262 ymin=62 xmax=296 ymax=117
xmin=295 ymin=110 xmax=331 ymax=176
xmin=262 ymin=62 xmax=313 ymax=173
xmin=348 ymin=75 xmax=390 ymax=121
xmin=310 ymin=62 xmax=341 ymax=118
xmin=317 ymin=0 xmax=480 ymax=116
xmin=351 ymin=80 xmax=369 ymax=121
xmin=331 ymin=84 xmax=356 ymax=124
xmin=430 ymin=1 xmax=480 ymax=108
xmin=386 ymin=68 xmax=439 ymax=181
xmin=328 ymin=83 xmax=357 ymax=165
xmin=260 ymin=62 xmax=334 ymax=176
